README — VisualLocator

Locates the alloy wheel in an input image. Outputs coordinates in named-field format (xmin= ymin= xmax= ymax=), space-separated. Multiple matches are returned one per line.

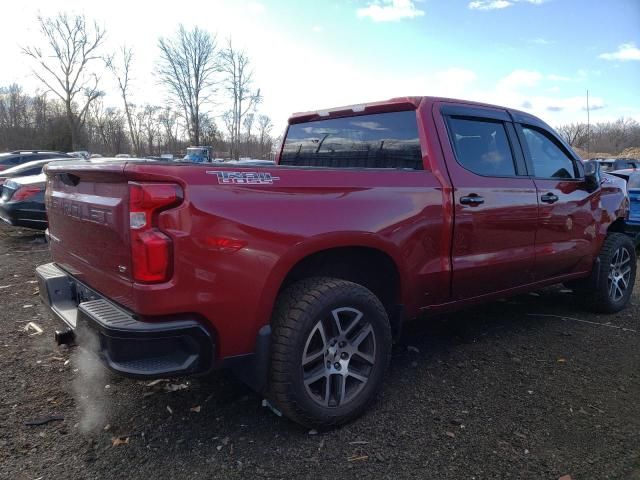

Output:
xmin=608 ymin=246 xmax=632 ymax=302
xmin=301 ymin=307 xmax=377 ymax=408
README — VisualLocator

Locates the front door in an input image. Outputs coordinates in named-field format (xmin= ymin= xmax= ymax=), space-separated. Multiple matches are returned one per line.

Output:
xmin=516 ymin=124 xmax=597 ymax=280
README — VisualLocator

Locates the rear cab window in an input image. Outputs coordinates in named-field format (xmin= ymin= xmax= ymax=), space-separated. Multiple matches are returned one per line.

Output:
xmin=280 ymin=110 xmax=423 ymax=170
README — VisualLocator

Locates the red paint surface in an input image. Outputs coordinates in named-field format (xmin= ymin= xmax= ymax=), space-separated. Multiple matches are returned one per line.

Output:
xmin=43 ymin=97 xmax=628 ymax=361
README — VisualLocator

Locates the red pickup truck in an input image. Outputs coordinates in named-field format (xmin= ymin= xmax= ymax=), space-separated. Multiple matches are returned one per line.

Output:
xmin=37 ymin=96 xmax=637 ymax=427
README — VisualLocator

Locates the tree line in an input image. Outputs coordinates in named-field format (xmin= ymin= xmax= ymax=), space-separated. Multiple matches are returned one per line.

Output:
xmin=0 ymin=13 xmax=275 ymax=159
xmin=556 ymin=117 xmax=640 ymax=158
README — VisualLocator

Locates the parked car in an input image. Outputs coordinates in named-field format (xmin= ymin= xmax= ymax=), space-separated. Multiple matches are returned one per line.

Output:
xmin=0 ymin=151 xmax=72 ymax=171
xmin=608 ymin=168 xmax=640 ymax=245
xmin=37 ymin=96 xmax=636 ymax=427
xmin=68 ymin=151 xmax=91 ymax=159
xmin=589 ymin=157 xmax=640 ymax=172
xmin=0 ymin=158 xmax=79 ymax=184
xmin=0 ymin=174 xmax=46 ymax=230
xmin=628 ymin=172 xmax=640 ymax=237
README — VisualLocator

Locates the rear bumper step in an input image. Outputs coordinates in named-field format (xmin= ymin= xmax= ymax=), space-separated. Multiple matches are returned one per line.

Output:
xmin=36 ymin=262 xmax=215 ymax=378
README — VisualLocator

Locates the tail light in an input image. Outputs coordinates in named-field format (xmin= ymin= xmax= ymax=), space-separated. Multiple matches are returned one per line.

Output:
xmin=129 ymin=182 xmax=183 ymax=283
xmin=12 ymin=184 xmax=43 ymax=201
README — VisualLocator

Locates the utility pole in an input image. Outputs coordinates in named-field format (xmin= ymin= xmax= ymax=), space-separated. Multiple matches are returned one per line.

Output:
xmin=586 ymin=89 xmax=590 ymax=157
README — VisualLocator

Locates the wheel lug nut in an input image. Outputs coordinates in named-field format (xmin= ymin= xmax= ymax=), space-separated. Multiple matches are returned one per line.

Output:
xmin=341 ymin=352 xmax=348 ymax=360
xmin=334 ymin=362 xmax=341 ymax=370
xmin=326 ymin=361 xmax=331 ymax=368
xmin=339 ymin=341 xmax=346 ymax=348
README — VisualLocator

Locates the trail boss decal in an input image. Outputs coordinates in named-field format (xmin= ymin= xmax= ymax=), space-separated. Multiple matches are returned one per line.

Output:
xmin=206 ymin=171 xmax=281 ymax=185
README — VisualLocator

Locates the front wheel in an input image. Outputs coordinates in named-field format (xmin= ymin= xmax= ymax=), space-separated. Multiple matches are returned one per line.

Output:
xmin=578 ymin=233 xmax=637 ymax=313
xmin=269 ymin=277 xmax=392 ymax=428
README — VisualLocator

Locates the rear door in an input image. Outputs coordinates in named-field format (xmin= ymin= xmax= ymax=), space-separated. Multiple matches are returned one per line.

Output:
xmin=515 ymin=122 xmax=595 ymax=280
xmin=437 ymin=103 xmax=539 ymax=299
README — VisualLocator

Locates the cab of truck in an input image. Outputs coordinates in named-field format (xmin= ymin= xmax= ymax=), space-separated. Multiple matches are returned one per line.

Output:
xmin=183 ymin=146 xmax=213 ymax=163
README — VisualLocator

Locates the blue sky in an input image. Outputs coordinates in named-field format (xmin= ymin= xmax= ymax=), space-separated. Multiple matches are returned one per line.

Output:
xmin=1 ymin=0 xmax=638 ymax=132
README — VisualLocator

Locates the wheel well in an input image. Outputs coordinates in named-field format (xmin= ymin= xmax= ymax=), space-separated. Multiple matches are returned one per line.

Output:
xmin=280 ymin=247 xmax=401 ymax=313
xmin=607 ymin=218 xmax=627 ymax=233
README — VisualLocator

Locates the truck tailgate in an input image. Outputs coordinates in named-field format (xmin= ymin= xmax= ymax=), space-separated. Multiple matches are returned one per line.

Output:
xmin=45 ymin=162 xmax=134 ymax=307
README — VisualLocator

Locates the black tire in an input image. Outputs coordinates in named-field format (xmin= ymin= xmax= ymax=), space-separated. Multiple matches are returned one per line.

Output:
xmin=269 ymin=277 xmax=392 ymax=428
xmin=572 ymin=233 xmax=637 ymax=313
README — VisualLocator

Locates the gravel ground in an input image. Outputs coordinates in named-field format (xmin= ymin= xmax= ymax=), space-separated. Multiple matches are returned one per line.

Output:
xmin=0 ymin=223 xmax=639 ymax=480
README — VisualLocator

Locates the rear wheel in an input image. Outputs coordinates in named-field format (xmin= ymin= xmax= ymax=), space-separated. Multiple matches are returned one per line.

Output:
xmin=269 ymin=277 xmax=391 ymax=428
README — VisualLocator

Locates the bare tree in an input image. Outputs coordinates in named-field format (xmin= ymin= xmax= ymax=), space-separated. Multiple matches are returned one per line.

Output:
xmin=199 ymin=113 xmax=222 ymax=148
xmin=220 ymin=39 xmax=261 ymax=159
xmin=22 ymin=13 xmax=106 ymax=150
xmin=257 ymin=114 xmax=273 ymax=158
xmin=557 ymin=122 xmax=588 ymax=147
xmin=243 ymin=112 xmax=255 ymax=141
xmin=157 ymin=25 xmax=218 ymax=146
xmin=139 ymin=105 xmax=161 ymax=155
xmin=106 ymin=46 xmax=141 ymax=156
xmin=89 ymin=99 xmax=128 ymax=155
xmin=158 ymin=107 xmax=180 ymax=153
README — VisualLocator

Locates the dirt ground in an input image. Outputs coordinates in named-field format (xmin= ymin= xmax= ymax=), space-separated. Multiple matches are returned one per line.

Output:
xmin=0 ymin=222 xmax=638 ymax=480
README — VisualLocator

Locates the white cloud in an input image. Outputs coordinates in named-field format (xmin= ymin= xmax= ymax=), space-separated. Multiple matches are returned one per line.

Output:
xmin=357 ymin=0 xmax=425 ymax=22
xmin=530 ymin=37 xmax=552 ymax=45
xmin=469 ymin=1 xmax=512 ymax=10
xmin=498 ymin=69 xmax=542 ymax=90
xmin=350 ymin=121 xmax=389 ymax=130
xmin=247 ymin=1 xmax=265 ymax=14
xmin=599 ymin=43 xmax=640 ymax=61
xmin=469 ymin=0 xmax=546 ymax=10
xmin=547 ymin=74 xmax=573 ymax=82
xmin=433 ymin=68 xmax=477 ymax=90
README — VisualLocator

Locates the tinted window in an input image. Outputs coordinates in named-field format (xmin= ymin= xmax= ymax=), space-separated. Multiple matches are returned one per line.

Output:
xmin=281 ymin=111 xmax=423 ymax=170
xmin=619 ymin=161 xmax=639 ymax=169
xmin=22 ymin=166 xmax=44 ymax=176
xmin=522 ymin=127 xmax=577 ymax=179
xmin=1 ymin=156 xmax=22 ymax=165
xmin=599 ymin=162 xmax=614 ymax=172
xmin=448 ymin=117 xmax=516 ymax=176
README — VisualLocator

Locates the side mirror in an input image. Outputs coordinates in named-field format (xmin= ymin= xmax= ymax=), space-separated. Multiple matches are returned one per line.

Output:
xmin=584 ymin=161 xmax=601 ymax=192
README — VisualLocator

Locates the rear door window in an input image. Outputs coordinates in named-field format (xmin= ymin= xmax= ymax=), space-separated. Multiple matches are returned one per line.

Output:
xmin=447 ymin=117 xmax=517 ymax=177
xmin=280 ymin=110 xmax=423 ymax=170
xmin=1 ymin=156 xmax=21 ymax=166
xmin=22 ymin=166 xmax=44 ymax=176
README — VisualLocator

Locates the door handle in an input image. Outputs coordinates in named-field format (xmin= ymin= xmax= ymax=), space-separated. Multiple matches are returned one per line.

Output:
xmin=460 ymin=194 xmax=484 ymax=206
xmin=540 ymin=193 xmax=559 ymax=204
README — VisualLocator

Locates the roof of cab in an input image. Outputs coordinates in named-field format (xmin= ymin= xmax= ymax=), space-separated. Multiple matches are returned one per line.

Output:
xmin=287 ymin=96 xmax=544 ymax=126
